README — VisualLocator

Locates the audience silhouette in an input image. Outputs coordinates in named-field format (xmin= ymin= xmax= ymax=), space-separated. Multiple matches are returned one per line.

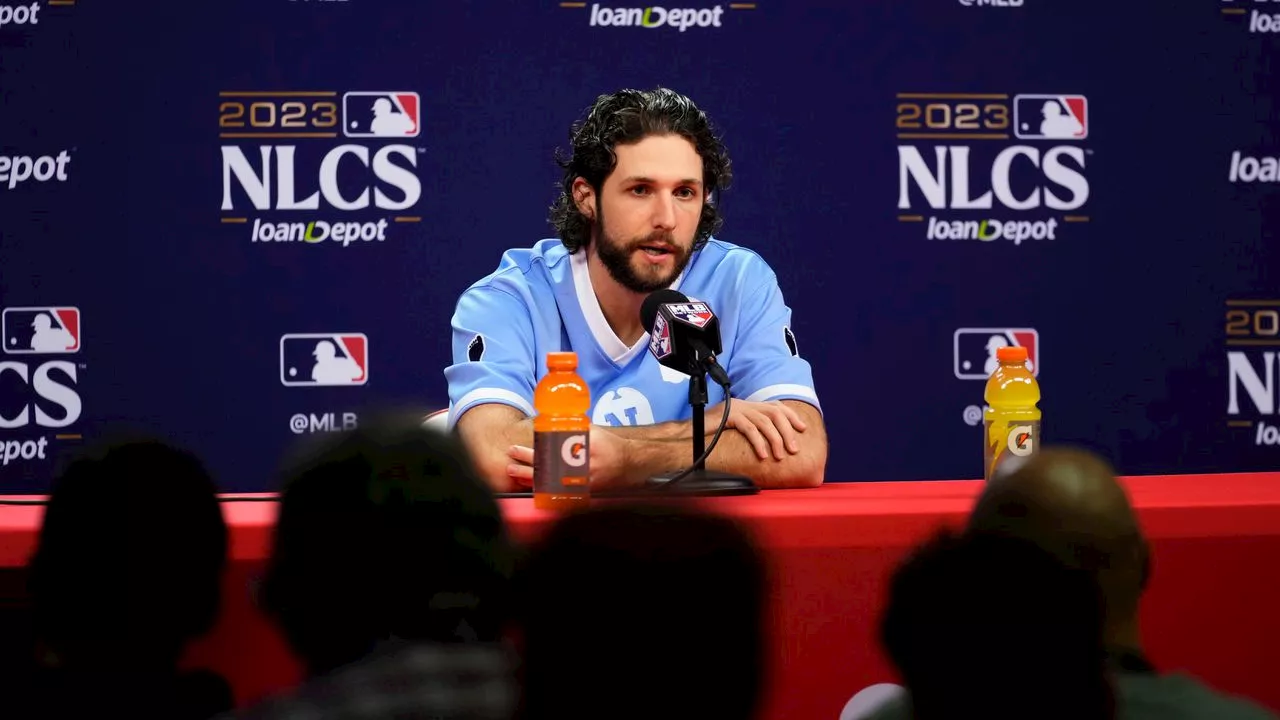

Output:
xmin=13 ymin=439 xmax=232 ymax=720
xmin=517 ymin=502 xmax=767 ymax=720
xmin=231 ymin=415 xmax=518 ymax=719
xmin=2 ymin=435 xmax=1276 ymax=720
xmin=875 ymin=528 xmax=1115 ymax=720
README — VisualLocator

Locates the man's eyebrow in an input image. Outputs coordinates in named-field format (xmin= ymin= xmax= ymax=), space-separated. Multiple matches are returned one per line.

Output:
xmin=619 ymin=176 xmax=703 ymax=186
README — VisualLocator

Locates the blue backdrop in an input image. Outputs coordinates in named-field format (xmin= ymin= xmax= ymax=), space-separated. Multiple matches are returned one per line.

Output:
xmin=1 ymin=0 xmax=1276 ymax=493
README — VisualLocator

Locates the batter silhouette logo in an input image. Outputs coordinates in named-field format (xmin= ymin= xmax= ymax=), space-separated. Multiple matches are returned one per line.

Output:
xmin=953 ymin=328 xmax=1038 ymax=380
xmin=667 ymin=302 xmax=714 ymax=328
xmin=467 ymin=334 xmax=485 ymax=362
xmin=2 ymin=307 xmax=80 ymax=355
xmin=1013 ymin=95 xmax=1087 ymax=140
xmin=342 ymin=92 xmax=420 ymax=138
xmin=280 ymin=333 xmax=368 ymax=387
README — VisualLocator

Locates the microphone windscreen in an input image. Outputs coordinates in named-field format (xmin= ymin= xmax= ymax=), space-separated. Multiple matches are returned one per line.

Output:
xmin=640 ymin=288 xmax=689 ymax=333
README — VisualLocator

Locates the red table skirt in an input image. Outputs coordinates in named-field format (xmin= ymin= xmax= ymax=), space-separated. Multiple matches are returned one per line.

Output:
xmin=3 ymin=473 xmax=1280 ymax=719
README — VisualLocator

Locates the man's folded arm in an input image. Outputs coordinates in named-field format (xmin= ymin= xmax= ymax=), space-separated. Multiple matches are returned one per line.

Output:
xmin=459 ymin=399 xmax=825 ymax=492
xmin=454 ymin=405 xmax=532 ymax=493
xmin=606 ymin=399 xmax=826 ymax=489
xmin=455 ymin=404 xmax=694 ymax=492
xmin=444 ymin=286 xmax=540 ymax=493
xmin=695 ymin=261 xmax=828 ymax=488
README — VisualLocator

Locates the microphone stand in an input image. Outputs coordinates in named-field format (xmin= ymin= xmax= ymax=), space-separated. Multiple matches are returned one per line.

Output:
xmin=689 ymin=365 xmax=709 ymax=471
xmin=644 ymin=363 xmax=758 ymax=496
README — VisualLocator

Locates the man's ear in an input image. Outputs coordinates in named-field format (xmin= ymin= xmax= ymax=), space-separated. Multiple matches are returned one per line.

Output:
xmin=572 ymin=178 xmax=595 ymax=220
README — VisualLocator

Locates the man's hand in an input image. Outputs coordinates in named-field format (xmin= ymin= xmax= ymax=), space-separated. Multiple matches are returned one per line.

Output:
xmin=506 ymin=399 xmax=808 ymax=485
xmin=704 ymin=399 xmax=808 ymax=460
xmin=506 ymin=425 xmax=633 ymax=489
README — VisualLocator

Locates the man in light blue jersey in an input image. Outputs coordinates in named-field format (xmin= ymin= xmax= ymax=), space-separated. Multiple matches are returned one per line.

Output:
xmin=445 ymin=87 xmax=827 ymax=493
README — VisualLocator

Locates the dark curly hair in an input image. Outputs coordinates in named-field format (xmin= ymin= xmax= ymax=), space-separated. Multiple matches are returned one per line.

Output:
xmin=549 ymin=87 xmax=733 ymax=253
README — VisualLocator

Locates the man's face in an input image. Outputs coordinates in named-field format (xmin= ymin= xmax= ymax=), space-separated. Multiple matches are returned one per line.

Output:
xmin=586 ymin=134 xmax=705 ymax=294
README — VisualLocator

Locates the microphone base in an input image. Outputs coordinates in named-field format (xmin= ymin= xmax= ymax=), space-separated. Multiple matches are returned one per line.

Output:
xmin=595 ymin=470 xmax=760 ymax=498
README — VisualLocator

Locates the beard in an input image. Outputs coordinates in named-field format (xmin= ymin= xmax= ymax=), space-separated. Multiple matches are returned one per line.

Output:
xmin=592 ymin=208 xmax=694 ymax=294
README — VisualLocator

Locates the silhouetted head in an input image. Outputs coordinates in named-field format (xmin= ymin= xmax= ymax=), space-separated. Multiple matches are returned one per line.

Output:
xmin=260 ymin=413 xmax=514 ymax=677
xmin=881 ymin=529 xmax=1114 ymax=720
xmin=967 ymin=446 xmax=1150 ymax=645
xmin=28 ymin=440 xmax=227 ymax=670
xmin=518 ymin=502 xmax=766 ymax=720
xmin=549 ymin=88 xmax=732 ymax=292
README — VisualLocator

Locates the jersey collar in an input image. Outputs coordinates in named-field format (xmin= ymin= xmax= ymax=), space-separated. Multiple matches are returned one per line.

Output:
xmin=569 ymin=248 xmax=689 ymax=365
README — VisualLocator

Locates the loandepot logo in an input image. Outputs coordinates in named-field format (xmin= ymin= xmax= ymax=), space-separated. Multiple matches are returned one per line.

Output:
xmin=568 ymin=2 xmax=755 ymax=30
xmin=955 ymin=218 xmax=1055 ymax=245
xmin=1220 ymin=0 xmax=1280 ymax=34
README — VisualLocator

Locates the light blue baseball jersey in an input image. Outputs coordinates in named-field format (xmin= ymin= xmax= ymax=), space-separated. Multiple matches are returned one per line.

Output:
xmin=444 ymin=238 xmax=821 ymax=429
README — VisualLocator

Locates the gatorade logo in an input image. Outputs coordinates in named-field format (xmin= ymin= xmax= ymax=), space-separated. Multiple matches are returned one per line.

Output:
xmin=561 ymin=434 xmax=587 ymax=467
xmin=1008 ymin=425 xmax=1034 ymax=456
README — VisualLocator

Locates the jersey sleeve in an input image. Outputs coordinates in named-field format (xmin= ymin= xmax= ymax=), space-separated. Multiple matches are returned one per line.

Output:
xmin=727 ymin=267 xmax=822 ymax=414
xmin=443 ymin=286 xmax=537 ymax=429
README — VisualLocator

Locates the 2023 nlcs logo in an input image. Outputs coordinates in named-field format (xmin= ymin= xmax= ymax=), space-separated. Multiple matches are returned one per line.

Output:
xmin=219 ymin=90 xmax=425 ymax=248
xmin=1225 ymin=300 xmax=1280 ymax=448
xmin=895 ymin=92 xmax=1091 ymax=246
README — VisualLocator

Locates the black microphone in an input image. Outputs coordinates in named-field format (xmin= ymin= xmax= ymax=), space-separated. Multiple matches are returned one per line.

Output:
xmin=587 ymin=289 xmax=758 ymax=498
xmin=641 ymin=289 xmax=732 ymax=388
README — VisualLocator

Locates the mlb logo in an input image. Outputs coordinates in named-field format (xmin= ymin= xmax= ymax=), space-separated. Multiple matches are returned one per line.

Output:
xmin=342 ymin=92 xmax=421 ymax=138
xmin=2 ymin=307 xmax=80 ymax=355
xmin=1013 ymin=94 xmax=1088 ymax=140
xmin=280 ymin=333 xmax=368 ymax=387
xmin=649 ymin=314 xmax=672 ymax=360
xmin=668 ymin=303 xmax=714 ymax=329
xmin=953 ymin=328 xmax=1038 ymax=380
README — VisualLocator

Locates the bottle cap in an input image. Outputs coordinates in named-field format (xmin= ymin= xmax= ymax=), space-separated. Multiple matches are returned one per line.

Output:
xmin=547 ymin=351 xmax=578 ymax=371
xmin=996 ymin=346 xmax=1028 ymax=363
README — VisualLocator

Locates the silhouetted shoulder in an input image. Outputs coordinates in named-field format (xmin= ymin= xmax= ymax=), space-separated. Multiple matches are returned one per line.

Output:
xmin=1119 ymin=673 xmax=1278 ymax=720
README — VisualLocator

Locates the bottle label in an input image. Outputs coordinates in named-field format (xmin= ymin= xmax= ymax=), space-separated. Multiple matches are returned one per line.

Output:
xmin=984 ymin=419 xmax=1039 ymax=481
xmin=534 ymin=431 xmax=590 ymax=496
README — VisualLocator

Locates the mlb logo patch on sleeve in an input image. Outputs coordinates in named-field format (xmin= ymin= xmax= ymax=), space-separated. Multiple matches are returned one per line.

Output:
xmin=468 ymin=335 xmax=485 ymax=362
xmin=784 ymin=327 xmax=798 ymax=357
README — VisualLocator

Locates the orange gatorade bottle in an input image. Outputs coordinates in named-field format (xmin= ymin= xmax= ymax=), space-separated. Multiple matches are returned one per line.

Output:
xmin=533 ymin=352 xmax=591 ymax=511
xmin=983 ymin=345 xmax=1041 ymax=482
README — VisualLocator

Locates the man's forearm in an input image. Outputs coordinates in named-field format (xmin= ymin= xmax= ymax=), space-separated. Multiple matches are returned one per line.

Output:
xmin=606 ymin=404 xmax=827 ymax=489
xmin=474 ymin=402 xmax=825 ymax=492
xmin=617 ymin=429 xmax=824 ymax=489
xmin=457 ymin=414 xmax=534 ymax=493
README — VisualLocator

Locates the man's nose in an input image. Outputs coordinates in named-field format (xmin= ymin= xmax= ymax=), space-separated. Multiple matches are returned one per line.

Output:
xmin=652 ymin=195 xmax=677 ymax=230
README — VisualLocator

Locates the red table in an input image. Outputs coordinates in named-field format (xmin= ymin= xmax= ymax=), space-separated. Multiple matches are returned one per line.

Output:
xmin=3 ymin=473 xmax=1280 ymax=719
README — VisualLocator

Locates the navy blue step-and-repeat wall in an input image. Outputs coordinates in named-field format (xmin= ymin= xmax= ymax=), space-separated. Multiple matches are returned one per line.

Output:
xmin=0 ymin=0 xmax=1276 ymax=493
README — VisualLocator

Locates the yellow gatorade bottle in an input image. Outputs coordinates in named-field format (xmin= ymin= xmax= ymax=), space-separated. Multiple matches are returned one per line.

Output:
xmin=983 ymin=345 xmax=1041 ymax=481
xmin=533 ymin=352 xmax=591 ymax=511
